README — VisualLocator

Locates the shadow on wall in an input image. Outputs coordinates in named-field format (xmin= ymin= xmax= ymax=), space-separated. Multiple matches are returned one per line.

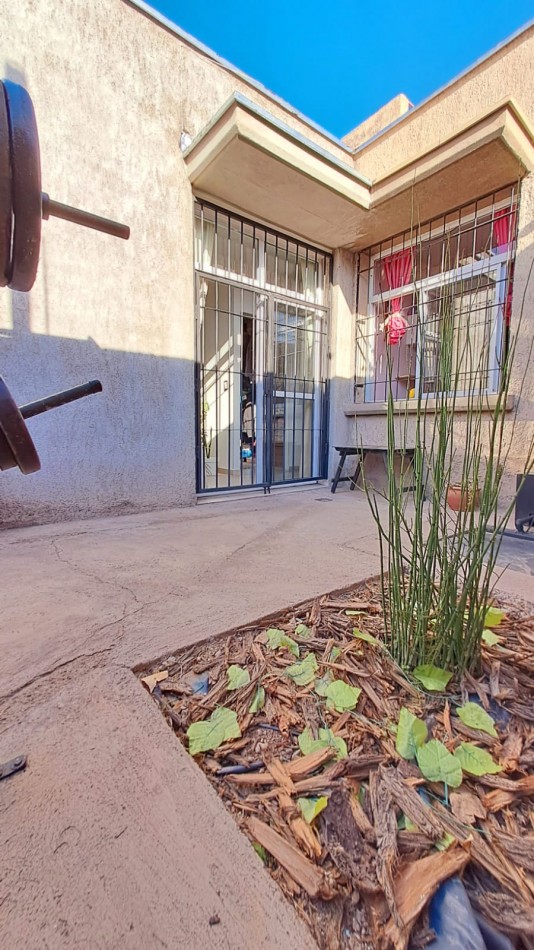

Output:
xmin=1 ymin=288 xmax=197 ymax=529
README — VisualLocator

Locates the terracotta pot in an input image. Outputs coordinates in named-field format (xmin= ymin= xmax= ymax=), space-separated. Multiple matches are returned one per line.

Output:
xmin=446 ymin=485 xmax=480 ymax=511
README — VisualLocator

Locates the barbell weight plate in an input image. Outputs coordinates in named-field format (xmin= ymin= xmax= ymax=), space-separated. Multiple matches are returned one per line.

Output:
xmin=0 ymin=377 xmax=40 ymax=474
xmin=3 ymin=80 xmax=41 ymax=292
xmin=0 ymin=83 xmax=12 ymax=287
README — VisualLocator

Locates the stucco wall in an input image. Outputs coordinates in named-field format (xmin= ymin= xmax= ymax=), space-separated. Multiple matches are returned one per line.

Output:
xmin=0 ymin=0 xmax=350 ymax=526
xmin=349 ymin=26 xmax=534 ymax=507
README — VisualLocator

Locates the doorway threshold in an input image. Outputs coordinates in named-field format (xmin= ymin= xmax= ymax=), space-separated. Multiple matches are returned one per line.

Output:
xmin=196 ymin=480 xmax=328 ymax=505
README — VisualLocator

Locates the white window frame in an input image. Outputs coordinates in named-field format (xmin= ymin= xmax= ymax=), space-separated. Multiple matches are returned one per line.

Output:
xmin=366 ymin=248 xmax=510 ymax=403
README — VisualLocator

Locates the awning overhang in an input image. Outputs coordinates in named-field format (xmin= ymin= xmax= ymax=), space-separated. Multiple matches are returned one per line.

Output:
xmin=357 ymin=99 xmax=534 ymax=249
xmin=185 ymin=95 xmax=534 ymax=251
xmin=184 ymin=94 xmax=371 ymax=248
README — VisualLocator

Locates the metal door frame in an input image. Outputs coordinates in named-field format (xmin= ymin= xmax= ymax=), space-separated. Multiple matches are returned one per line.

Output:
xmin=196 ymin=275 xmax=329 ymax=493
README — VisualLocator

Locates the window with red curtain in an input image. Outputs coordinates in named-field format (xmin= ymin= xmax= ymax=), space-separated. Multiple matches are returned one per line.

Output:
xmin=493 ymin=206 xmax=517 ymax=252
xmin=493 ymin=206 xmax=517 ymax=325
xmin=381 ymin=249 xmax=413 ymax=344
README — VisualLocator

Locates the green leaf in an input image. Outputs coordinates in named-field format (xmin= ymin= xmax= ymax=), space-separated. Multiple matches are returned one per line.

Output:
xmin=396 ymin=707 xmax=428 ymax=760
xmin=482 ymin=629 xmax=502 ymax=646
xmin=266 ymin=628 xmax=300 ymax=657
xmin=285 ymin=652 xmax=318 ymax=686
xmin=314 ymin=672 xmax=333 ymax=697
xmin=484 ymin=607 xmax=506 ymax=628
xmin=298 ymin=796 xmax=328 ymax=823
xmin=324 ymin=679 xmax=361 ymax=712
xmin=187 ymin=707 xmax=241 ymax=756
xmin=297 ymin=726 xmax=348 ymax=760
xmin=227 ymin=665 xmax=251 ymax=691
xmin=253 ymin=843 xmax=267 ymax=862
xmin=298 ymin=726 xmax=323 ymax=756
xmin=330 ymin=646 xmax=341 ymax=661
xmin=295 ymin=623 xmax=312 ymax=638
xmin=457 ymin=702 xmax=497 ymax=738
xmin=413 ymin=664 xmax=452 ymax=692
xmin=416 ymin=739 xmax=463 ymax=788
xmin=435 ymin=833 xmax=455 ymax=852
xmin=453 ymin=742 xmax=503 ymax=776
xmin=319 ymin=728 xmax=348 ymax=760
xmin=352 ymin=628 xmax=378 ymax=645
xmin=249 ymin=685 xmax=265 ymax=713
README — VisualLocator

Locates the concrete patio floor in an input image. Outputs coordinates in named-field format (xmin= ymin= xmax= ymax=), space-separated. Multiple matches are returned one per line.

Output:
xmin=1 ymin=485 xmax=533 ymax=948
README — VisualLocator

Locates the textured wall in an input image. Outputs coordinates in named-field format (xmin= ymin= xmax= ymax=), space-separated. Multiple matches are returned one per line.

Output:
xmin=0 ymin=0 xmax=349 ymax=526
xmin=348 ymin=26 xmax=534 ymax=508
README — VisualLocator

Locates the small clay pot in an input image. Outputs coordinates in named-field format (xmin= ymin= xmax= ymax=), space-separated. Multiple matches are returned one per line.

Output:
xmin=446 ymin=485 xmax=480 ymax=511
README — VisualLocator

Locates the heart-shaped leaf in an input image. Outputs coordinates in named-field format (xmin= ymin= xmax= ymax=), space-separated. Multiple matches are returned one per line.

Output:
xmin=299 ymin=728 xmax=347 ymax=759
xmin=187 ymin=707 xmax=241 ymax=756
xmin=413 ymin=665 xmax=452 ymax=692
xmin=297 ymin=726 xmax=347 ymax=760
xmin=266 ymin=628 xmax=300 ymax=657
xmin=295 ymin=623 xmax=312 ymax=638
xmin=484 ymin=607 xmax=506 ymax=628
xmin=324 ymin=679 xmax=361 ymax=712
xmin=249 ymin=685 xmax=265 ymax=713
xmin=314 ymin=673 xmax=333 ymax=697
xmin=482 ymin=629 xmax=502 ymax=647
xmin=352 ymin=628 xmax=378 ymax=645
xmin=416 ymin=739 xmax=463 ymax=787
xmin=298 ymin=796 xmax=328 ymax=823
xmin=227 ymin=665 xmax=251 ymax=691
xmin=457 ymin=702 xmax=497 ymax=738
xmin=285 ymin=652 xmax=318 ymax=686
xmin=396 ymin=707 xmax=428 ymax=760
xmin=453 ymin=743 xmax=503 ymax=776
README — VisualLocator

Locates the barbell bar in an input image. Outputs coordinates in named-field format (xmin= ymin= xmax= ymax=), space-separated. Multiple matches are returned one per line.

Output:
xmin=0 ymin=79 xmax=129 ymax=292
xmin=0 ymin=376 xmax=103 ymax=474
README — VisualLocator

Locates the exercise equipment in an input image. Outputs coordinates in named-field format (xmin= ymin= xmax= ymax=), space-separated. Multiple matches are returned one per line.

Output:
xmin=0 ymin=376 xmax=103 ymax=474
xmin=0 ymin=78 xmax=129 ymax=292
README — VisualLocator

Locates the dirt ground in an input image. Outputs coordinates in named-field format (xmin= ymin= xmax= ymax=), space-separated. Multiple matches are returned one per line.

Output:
xmin=1 ymin=486 xmax=533 ymax=948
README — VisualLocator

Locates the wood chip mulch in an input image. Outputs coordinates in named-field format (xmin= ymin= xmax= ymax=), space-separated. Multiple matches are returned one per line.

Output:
xmin=138 ymin=580 xmax=534 ymax=949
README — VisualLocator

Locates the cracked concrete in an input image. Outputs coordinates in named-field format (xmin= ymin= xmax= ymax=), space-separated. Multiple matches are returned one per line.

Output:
xmin=0 ymin=486 xmax=384 ymax=948
xmin=1 ymin=486 xmax=532 ymax=948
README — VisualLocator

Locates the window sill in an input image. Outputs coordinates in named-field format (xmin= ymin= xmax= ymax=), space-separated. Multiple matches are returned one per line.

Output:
xmin=344 ymin=394 xmax=516 ymax=417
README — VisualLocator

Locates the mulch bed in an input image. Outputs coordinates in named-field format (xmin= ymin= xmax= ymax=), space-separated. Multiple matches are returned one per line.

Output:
xmin=137 ymin=579 xmax=534 ymax=949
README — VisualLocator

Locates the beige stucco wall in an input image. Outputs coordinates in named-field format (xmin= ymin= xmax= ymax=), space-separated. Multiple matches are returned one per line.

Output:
xmin=343 ymin=94 xmax=413 ymax=150
xmin=1 ymin=1 xmax=532 ymax=524
xmin=0 ymin=0 xmax=352 ymax=525
xmin=348 ymin=26 xmax=534 ymax=507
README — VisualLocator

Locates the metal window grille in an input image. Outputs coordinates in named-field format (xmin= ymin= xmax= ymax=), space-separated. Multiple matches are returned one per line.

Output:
xmin=194 ymin=201 xmax=332 ymax=492
xmin=356 ymin=185 xmax=519 ymax=404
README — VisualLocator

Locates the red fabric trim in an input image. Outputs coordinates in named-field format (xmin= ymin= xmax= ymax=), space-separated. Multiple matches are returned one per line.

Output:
xmin=493 ymin=206 xmax=517 ymax=252
xmin=383 ymin=249 xmax=413 ymax=311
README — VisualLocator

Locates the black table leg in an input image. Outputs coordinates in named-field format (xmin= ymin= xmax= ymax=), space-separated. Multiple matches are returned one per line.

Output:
xmin=349 ymin=455 xmax=363 ymax=490
xmin=331 ymin=450 xmax=347 ymax=493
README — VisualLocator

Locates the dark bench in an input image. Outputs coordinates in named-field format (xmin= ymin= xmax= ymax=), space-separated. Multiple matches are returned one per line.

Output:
xmin=331 ymin=445 xmax=416 ymax=494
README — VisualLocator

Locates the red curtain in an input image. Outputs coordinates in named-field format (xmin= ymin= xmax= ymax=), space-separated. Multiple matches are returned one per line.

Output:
xmin=383 ymin=249 xmax=413 ymax=311
xmin=493 ymin=206 xmax=517 ymax=252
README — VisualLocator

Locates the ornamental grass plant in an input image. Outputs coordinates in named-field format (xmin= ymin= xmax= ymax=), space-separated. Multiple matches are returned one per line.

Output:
xmin=362 ymin=236 xmax=534 ymax=675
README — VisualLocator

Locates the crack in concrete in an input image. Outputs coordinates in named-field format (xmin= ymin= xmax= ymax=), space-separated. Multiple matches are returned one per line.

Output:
xmin=0 ymin=646 xmax=113 ymax=706
xmin=49 ymin=539 xmax=142 ymax=606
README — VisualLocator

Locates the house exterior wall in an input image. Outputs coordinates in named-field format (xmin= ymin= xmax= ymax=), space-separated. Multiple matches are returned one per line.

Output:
xmin=0 ymin=0 xmax=352 ymax=526
xmin=348 ymin=26 xmax=534 ymax=507
xmin=1 ymin=2 xmax=533 ymax=525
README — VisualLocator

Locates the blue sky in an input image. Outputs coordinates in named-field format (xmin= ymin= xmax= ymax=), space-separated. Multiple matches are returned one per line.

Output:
xmin=150 ymin=0 xmax=532 ymax=138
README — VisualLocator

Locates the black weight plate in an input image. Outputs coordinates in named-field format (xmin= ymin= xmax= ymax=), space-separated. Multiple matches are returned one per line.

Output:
xmin=3 ymin=81 xmax=41 ymax=292
xmin=0 ymin=83 xmax=12 ymax=286
xmin=0 ymin=376 xmax=40 ymax=473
